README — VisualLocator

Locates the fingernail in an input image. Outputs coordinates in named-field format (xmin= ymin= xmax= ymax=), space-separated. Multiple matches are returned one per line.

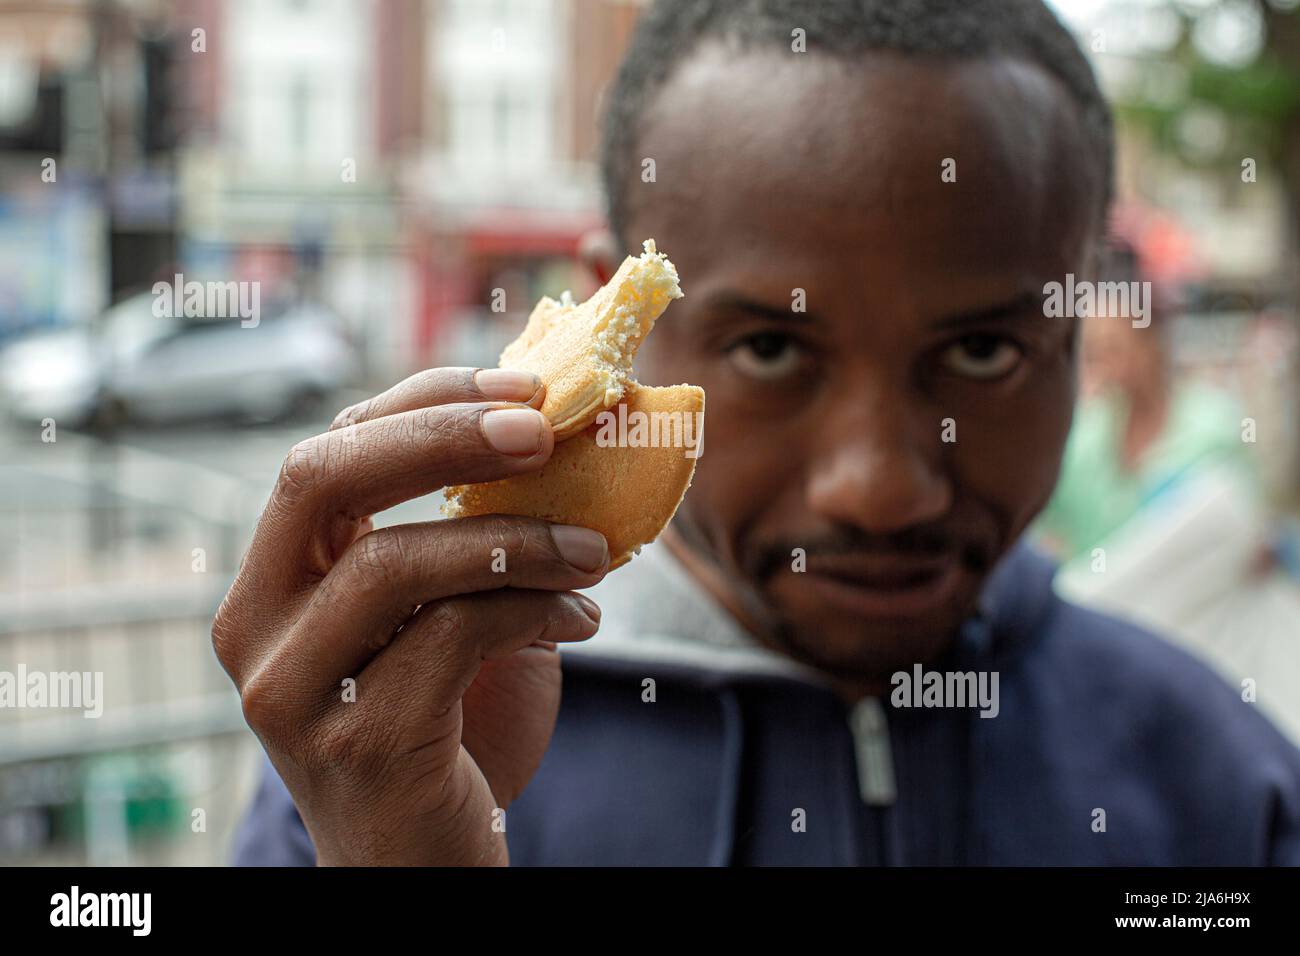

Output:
xmin=573 ymin=594 xmax=602 ymax=624
xmin=482 ymin=408 xmax=545 ymax=456
xmin=475 ymin=368 xmax=540 ymax=401
xmin=550 ymin=525 xmax=608 ymax=573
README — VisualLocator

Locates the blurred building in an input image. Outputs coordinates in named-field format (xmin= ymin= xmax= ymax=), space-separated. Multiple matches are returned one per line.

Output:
xmin=170 ymin=0 xmax=409 ymax=381
xmin=0 ymin=0 xmax=643 ymax=376
xmin=0 ymin=0 xmax=180 ymax=340
xmin=174 ymin=0 xmax=643 ymax=381
xmin=407 ymin=0 xmax=640 ymax=371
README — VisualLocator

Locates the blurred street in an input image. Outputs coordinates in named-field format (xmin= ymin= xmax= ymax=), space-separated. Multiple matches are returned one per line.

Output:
xmin=0 ymin=397 xmax=455 ymax=866
xmin=1 ymin=411 xmax=301 ymax=865
xmin=1 ymin=0 xmax=1297 ymax=867
xmin=2 ymin=389 xmax=451 ymax=600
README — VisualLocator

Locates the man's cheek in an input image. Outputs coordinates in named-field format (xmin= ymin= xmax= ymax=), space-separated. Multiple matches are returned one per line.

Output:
xmin=689 ymin=433 xmax=758 ymax=523
xmin=955 ymin=390 xmax=1074 ymax=520
xmin=681 ymin=424 xmax=778 ymax=538
xmin=670 ymin=470 xmax=738 ymax=565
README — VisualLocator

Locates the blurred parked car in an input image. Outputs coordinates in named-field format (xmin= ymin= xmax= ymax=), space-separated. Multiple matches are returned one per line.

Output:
xmin=0 ymin=292 xmax=357 ymax=428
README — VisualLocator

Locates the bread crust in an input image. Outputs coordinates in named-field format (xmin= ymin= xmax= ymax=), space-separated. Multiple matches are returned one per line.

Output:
xmin=446 ymin=383 xmax=705 ymax=568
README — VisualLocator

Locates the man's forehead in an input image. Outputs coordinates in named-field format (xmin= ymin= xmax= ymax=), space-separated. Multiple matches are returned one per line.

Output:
xmin=627 ymin=43 xmax=1099 ymax=265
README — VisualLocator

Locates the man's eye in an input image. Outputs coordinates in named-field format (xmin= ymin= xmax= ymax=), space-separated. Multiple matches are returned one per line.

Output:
xmin=727 ymin=332 xmax=804 ymax=380
xmin=939 ymin=334 xmax=1023 ymax=380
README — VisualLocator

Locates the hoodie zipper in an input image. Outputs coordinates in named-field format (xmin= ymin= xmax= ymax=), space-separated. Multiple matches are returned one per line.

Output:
xmin=849 ymin=696 xmax=899 ymax=866
xmin=849 ymin=697 xmax=897 ymax=805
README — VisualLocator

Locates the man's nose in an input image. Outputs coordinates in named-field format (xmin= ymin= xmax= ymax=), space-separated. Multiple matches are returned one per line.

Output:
xmin=805 ymin=392 xmax=953 ymax=535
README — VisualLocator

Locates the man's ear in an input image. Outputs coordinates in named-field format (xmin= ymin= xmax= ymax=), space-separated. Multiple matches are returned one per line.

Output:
xmin=578 ymin=228 xmax=619 ymax=286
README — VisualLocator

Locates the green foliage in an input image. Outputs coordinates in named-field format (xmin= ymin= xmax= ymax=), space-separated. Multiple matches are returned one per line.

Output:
xmin=1188 ymin=56 xmax=1300 ymax=122
xmin=1112 ymin=5 xmax=1300 ymax=169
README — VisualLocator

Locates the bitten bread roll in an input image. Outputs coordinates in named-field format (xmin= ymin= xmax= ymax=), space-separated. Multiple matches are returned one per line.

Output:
xmin=445 ymin=238 xmax=704 ymax=569
xmin=498 ymin=239 xmax=683 ymax=440
xmin=446 ymin=383 xmax=704 ymax=569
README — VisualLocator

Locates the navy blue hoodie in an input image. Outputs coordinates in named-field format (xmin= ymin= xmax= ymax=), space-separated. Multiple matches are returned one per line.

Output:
xmin=230 ymin=541 xmax=1300 ymax=865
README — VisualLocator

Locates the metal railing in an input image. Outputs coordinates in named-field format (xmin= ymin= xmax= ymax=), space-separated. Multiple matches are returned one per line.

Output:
xmin=0 ymin=428 xmax=271 ymax=865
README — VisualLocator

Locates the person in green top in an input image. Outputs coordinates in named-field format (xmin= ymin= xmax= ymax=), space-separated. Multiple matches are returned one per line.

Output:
xmin=1035 ymin=248 xmax=1252 ymax=563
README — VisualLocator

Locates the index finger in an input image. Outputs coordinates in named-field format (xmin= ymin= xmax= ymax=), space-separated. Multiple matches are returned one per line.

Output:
xmin=329 ymin=367 xmax=544 ymax=431
xmin=245 ymin=400 xmax=555 ymax=600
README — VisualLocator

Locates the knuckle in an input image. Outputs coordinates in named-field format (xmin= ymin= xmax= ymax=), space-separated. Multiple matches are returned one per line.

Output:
xmin=534 ymin=596 xmax=578 ymax=644
xmin=210 ymin=599 xmax=240 ymax=672
xmin=461 ymin=515 xmax=563 ymax=584
xmin=237 ymin=665 xmax=284 ymax=737
xmin=520 ymin=519 xmax=567 ymax=572
xmin=425 ymin=598 xmax=467 ymax=644
xmin=408 ymin=367 xmax=455 ymax=396
xmin=276 ymin=436 xmax=329 ymax=502
xmin=475 ymin=513 xmax=515 ymax=550
xmin=532 ymin=605 xmax=560 ymax=645
xmin=330 ymin=398 xmax=372 ymax=431
xmin=347 ymin=528 xmax=409 ymax=596
xmin=420 ymin=600 xmax=480 ymax=684
xmin=425 ymin=403 xmax=484 ymax=457
xmin=210 ymin=598 xmax=236 ymax=665
xmin=210 ymin=576 xmax=262 ymax=677
xmin=486 ymin=514 xmax=542 ymax=558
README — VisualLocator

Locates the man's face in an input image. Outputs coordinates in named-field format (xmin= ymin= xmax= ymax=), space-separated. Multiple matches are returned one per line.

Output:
xmin=621 ymin=46 xmax=1102 ymax=680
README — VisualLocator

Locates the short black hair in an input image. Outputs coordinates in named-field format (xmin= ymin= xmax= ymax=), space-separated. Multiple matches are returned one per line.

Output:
xmin=600 ymin=0 xmax=1114 ymax=247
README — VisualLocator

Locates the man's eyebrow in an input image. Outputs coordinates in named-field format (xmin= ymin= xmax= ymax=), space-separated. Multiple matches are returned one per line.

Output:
xmin=700 ymin=289 xmax=1048 ymax=328
xmin=930 ymin=291 xmax=1044 ymax=330
xmin=698 ymin=291 xmax=815 ymax=323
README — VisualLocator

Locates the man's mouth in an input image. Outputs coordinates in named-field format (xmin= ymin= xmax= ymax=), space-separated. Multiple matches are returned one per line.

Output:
xmin=792 ymin=551 xmax=966 ymax=619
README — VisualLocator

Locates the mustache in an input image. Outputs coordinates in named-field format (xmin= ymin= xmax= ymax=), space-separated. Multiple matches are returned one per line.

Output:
xmin=745 ymin=524 xmax=995 ymax=582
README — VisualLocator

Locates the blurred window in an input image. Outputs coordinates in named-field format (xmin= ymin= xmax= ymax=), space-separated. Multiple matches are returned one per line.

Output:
xmin=290 ymin=75 xmax=310 ymax=155
xmin=440 ymin=0 xmax=557 ymax=174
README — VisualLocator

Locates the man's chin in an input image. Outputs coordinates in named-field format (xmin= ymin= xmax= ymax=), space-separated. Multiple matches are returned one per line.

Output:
xmin=757 ymin=565 xmax=980 ymax=677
